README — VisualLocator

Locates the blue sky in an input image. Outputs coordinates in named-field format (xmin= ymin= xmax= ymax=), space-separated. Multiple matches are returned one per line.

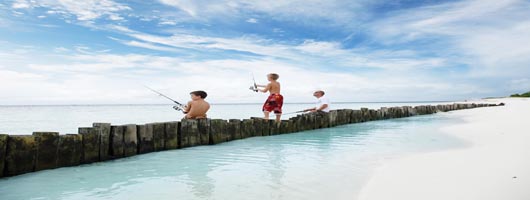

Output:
xmin=0 ymin=0 xmax=529 ymax=105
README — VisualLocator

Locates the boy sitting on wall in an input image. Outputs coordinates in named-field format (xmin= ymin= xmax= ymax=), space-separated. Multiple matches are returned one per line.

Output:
xmin=183 ymin=91 xmax=210 ymax=119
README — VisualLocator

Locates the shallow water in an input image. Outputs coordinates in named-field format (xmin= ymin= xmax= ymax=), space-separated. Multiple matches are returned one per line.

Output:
xmin=0 ymin=113 xmax=466 ymax=200
xmin=0 ymin=102 xmax=450 ymax=134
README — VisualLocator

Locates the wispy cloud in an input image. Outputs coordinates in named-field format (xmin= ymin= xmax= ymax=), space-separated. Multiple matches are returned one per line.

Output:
xmin=10 ymin=0 xmax=131 ymax=21
xmin=157 ymin=0 xmax=370 ymax=26
xmin=368 ymin=0 xmax=530 ymax=77
xmin=1 ymin=0 xmax=529 ymax=105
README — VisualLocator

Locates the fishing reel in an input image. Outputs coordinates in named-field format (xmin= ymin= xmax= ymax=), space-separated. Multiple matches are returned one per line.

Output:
xmin=249 ymin=85 xmax=258 ymax=92
xmin=172 ymin=105 xmax=184 ymax=111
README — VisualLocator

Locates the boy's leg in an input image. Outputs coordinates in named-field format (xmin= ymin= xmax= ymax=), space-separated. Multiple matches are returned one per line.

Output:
xmin=275 ymin=114 xmax=281 ymax=122
xmin=264 ymin=111 xmax=270 ymax=120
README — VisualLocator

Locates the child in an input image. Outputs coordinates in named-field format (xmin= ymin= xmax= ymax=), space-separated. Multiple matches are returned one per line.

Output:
xmin=256 ymin=73 xmax=283 ymax=122
xmin=183 ymin=90 xmax=210 ymax=119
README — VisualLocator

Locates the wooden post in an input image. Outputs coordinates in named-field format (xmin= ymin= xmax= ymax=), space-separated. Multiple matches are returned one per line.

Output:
xmin=180 ymin=119 xmax=200 ymax=148
xmin=227 ymin=119 xmax=242 ymax=140
xmin=251 ymin=118 xmax=266 ymax=137
xmin=210 ymin=119 xmax=229 ymax=145
xmin=79 ymin=127 xmax=100 ymax=163
xmin=137 ymin=124 xmax=154 ymax=154
xmin=240 ymin=119 xmax=253 ymax=139
xmin=123 ymin=124 xmax=138 ymax=157
xmin=164 ymin=122 xmax=179 ymax=150
xmin=57 ymin=134 xmax=82 ymax=167
xmin=0 ymin=134 xmax=8 ymax=177
xmin=152 ymin=123 xmax=166 ymax=151
xmin=93 ymin=123 xmax=111 ymax=161
xmin=5 ymin=135 xmax=37 ymax=176
xmin=109 ymin=125 xmax=124 ymax=159
xmin=279 ymin=120 xmax=291 ymax=134
xmin=198 ymin=119 xmax=211 ymax=145
xmin=33 ymin=132 xmax=59 ymax=171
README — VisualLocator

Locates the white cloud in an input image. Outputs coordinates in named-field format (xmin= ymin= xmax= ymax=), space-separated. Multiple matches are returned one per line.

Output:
xmin=158 ymin=0 xmax=369 ymax=26
xmin=11 ymin=0 xmax=131 ymax=21
xmin=368 ymin=0 xmax=530 ymax=77
xmin=159 ymin=20 xmax=177 ymax=25
xmin=246 ymin=18 xmax=258 ymax=23
xmin=0 ymin=46 xmax=481 ymax=105
xmin=11 ymin=0 xmax=31 ymax=9
xmin=120 ymin=30 xmax=450 ymax=71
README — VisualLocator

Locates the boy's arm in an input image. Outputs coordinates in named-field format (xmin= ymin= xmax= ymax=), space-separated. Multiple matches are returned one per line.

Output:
xmin=316 ymin=104 xmax=328 ymax=111
xmin=183 ymin=101 xmax=192 ymax=114
xmin=259 ymin=83 xmax=271 ymax=93
xmin=303 ymin=107 xmax=317 ymax=112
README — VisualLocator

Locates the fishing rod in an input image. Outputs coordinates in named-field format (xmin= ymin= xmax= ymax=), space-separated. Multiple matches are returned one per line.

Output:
xmin=144 ymin=85 xmax=186 ymax=111
xmin=282 ymin=110 xmax=307 ymax=115
xmin=249 ymin=72 xmax=258 ymax=92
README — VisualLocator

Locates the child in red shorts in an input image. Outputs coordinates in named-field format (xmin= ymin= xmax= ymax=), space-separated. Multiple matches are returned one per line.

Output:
xmin=255 ymin=73 xmax=283 ymax=122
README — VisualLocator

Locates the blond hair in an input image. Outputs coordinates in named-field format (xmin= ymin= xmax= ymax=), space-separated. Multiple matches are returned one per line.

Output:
xmin=268 ymin=73 xmax=279 ymax=80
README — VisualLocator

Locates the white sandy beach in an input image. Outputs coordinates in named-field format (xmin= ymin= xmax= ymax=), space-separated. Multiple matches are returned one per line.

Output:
xmin=358 ymin=98 xmax=530 ymax=200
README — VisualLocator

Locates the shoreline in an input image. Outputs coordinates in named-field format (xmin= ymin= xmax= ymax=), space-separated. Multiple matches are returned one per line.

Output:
xmin=358 ymin=98 xmax=530 ymax=200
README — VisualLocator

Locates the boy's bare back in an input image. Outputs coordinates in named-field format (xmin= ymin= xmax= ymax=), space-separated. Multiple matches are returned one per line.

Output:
xmin=186 ymin=100 xmax=210 ymax=119
xmin=267 ymin=81 xmax=281 ymax=94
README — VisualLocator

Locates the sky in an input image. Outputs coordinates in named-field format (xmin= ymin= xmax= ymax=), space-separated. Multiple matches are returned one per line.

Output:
xmin=0 ymin=0 xmax=529 ymax=105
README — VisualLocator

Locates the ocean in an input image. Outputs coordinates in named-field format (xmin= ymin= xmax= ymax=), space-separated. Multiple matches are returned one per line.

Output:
xmin=0 ymin=102 xmax=467 ymax=200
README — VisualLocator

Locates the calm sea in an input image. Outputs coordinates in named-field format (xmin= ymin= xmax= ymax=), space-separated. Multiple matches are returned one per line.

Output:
xmin=0 ymin=102 xmax=467 ymax=200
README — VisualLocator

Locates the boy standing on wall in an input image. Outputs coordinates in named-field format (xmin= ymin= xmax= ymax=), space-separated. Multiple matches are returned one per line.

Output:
xmin=255 ymin=73 xmax=283 ymax=122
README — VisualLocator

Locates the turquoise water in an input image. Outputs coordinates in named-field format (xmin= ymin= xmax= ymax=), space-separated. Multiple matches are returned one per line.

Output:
xmin=0 ymin=113 xmax=466 ymax=200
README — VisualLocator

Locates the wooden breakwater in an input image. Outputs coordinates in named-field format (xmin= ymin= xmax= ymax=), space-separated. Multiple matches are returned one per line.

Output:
xmin=0 ymin=103 xmax=502 ymax=178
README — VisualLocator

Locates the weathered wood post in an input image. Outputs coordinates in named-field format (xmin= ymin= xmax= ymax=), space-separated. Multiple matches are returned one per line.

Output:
xmin=293 ymin=115 xmax=304 ymax=132
xmin=33 ymin=132 xmax=59 ymax=171
xmin=279 ymin=120 xmax=291 ymax=134
xmin=328 ymin=110 xmax=339 ymax=127
xmin=227 ymin=119 xmax=242 ymax=140
xmin=152 ymin=123 xmax=166 ymax=151
xmin=350 ymin=110 xmax=361 ymax=123
xmin=342 ymin=109 xmax=354 ymax=125
xmin=109 ymin=125 xmax=124 ymax=159
xmin=137 ymin=124 xmax=154 ymax=154
xmin=180 ymin=119 xmax=196 ymax=148
xmin=252 ymin=118 xmax=271 ymax=137
xmin=198 ymin=119 xmax=211 ymax=145
xmin=379 ymin=107 xmax=389 ymax=119
xmin=240 ymin=119 xmax=254 ymax=139
xmin=79 ymin=127 xmax=100 ymax=163
xmin=0 ymin=134 xmax=8 ymax=177
xmin=123 ymin=124 xmax=138 ymax=157
xmin=307 ymin=113 xmax=316 ymax=130
xmin=256 ymin=118 xmax=271 ymax=136
xmin=210 ymin=119 xmax=229 ymax=145
xmin=57 ymin=134 xmax=82 ymax=167
xmin=93 ymin=123 xmax=111 ymax=161
xmin=5 ymin=135 xmax=37 ymax=176
xmin=269 ymin=120 xmax=281 ymax=135
xmin=164 ymin=121 xmax=179 ymax=149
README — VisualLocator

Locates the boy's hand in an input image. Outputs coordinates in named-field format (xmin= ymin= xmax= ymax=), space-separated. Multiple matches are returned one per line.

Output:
xmin=249 ymin=86 xmax=258 ymax=92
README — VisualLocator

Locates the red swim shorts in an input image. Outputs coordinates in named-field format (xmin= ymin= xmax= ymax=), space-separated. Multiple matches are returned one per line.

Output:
xmin=262 ymin=93 xmax=284 ymax=114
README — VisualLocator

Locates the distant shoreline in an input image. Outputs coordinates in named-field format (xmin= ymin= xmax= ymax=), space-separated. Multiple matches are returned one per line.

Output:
xmin=0 ymin=100 xmax=458 ymax=107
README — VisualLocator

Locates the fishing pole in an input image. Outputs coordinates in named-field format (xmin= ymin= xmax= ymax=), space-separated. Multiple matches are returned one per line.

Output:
xmin=282 ymin=110 xmax=307 ymax=115
xmin=144 ymin=85 xmax=186 ymax=111
xmin=250 ymin=72 xmax=258 ymax=92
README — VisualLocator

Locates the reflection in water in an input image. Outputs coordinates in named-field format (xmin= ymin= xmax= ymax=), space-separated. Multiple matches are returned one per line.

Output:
xmin=0 ymin=114 xmax=466 ymax=200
